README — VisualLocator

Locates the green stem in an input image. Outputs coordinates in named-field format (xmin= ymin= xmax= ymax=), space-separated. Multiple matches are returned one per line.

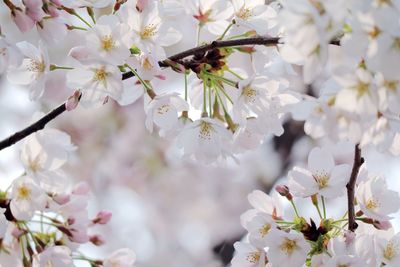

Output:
xmin=227 ymin=69 xmax=244 ymax=80
xmin=125 ymin=65 xmax=151 ymax=91
xmin=208 ymin=84 xmax=212 ymax=117
xmin=206 ymin=72 xmax=237 ymax=87
xmin=314 ymin=202 xmax=323 ymax=219
xmin=72 ymin=12 xmax=92 ymax=28
xmin=219 ymin=22 xmax=234 ymax=40
xmin=184 ymin=72 xmax=188 ymax=101
xmin=321 ymin=196 xmax=327 ymax=219
xmin=68 ymin=25 xmax=88 ymax=31
xmin=290 ymin=200 xmax=300 ymax=218
xmin=50 ymin=65 xmax=74 ymax=71
xmin=213 ymin=80 xmax=234 ymax=104
xmin=203 ymin=79 xmax=207 ymax=114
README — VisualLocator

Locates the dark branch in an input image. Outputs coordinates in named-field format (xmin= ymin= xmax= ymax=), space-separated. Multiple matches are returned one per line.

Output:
xmin=164 ymin=36 xmax=281 ymax=64
xmin=0 ymin=103 xmax=67 ymax=151
xmin=346 ymin=144 xmax=364 ymax=232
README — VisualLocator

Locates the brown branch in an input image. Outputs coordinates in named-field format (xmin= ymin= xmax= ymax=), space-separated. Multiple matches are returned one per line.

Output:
xmin=346 ymin=144 xmax=364 ymax=232
xmin=0 ymin=103 xmax=67 ymax=150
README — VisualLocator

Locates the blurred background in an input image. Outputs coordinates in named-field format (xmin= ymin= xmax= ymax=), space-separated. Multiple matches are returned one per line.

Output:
xmin=1 ymin=6 xmax=400 ymax=267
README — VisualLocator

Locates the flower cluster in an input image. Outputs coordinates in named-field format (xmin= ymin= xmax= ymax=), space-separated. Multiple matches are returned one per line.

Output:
xmin=0 ymin=125 xmax=136 ymax=267
xmin=232 ymin=147 xmax=400 ymax=267
xmin=1 ymin=0 xmax=400 ymax=164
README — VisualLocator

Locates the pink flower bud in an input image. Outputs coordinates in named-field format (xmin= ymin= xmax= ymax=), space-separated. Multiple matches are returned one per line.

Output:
xmin=66 ymin=90 xmax=81 ymax=111
xmin=90 ymin=235 xmax=105 ymax=246
xmin=53 ymin=193 xmax=71 ymax=205
xmin=136 ymin=0 xmax=149 ymax=11
xmin=373 ymin=220 xmax=392 ymax=230
xmin=276 ymin=185 xmax=293 ymax=201
xmin=12 ymin=9 xmax=35 ymax=32
xmin=93 ymin=211 xmax=112 ymax=225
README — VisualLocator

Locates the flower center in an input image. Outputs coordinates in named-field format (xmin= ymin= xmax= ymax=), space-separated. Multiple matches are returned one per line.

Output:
xmin=143 ymin=57 xmax=153 ymax=70
xmin=246 ymin=251 xmax=260 ymax=263
xmin=313 ymin=171 xmax=330 ymax=189
xmin=355 ymin=81 xmax=369 ymax=97
xmin=140 ymin=24 xmax=158 ymax=39
xmin=236 ymin=7 xmax=252 ymax=20
xmin=242 ymin=85 xmax=257 ymax=103
xmin=101 ymin=35 xmax=115 ymax=51
xmin=198 ymin=121 xmax=213 ymax=140
xmin=384 ymin=241 xmax=399 ymax=260
xmin=258 ymin=223 xmax=271 ymax=237
xmin=29 ymin=156 xmax=42 ymax=172
xmin=365 ymin=198 xmax=380 ymax=210
xmin=93 ymin=68 xmax=108 ymax=82
xmin=384 ymin=80 xmax=398 ymax=91
xmin=17 ymin=185 xmax=31 ymax=200
xmin=157 ymin=104 xmax=171 ymax=115
xmin=280 ymin=238 xmax=297 ymax=255
xmin=28 ymin=59 xmax=45 ymax=73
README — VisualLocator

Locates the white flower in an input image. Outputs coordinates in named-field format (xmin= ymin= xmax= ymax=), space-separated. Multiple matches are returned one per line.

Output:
xmin=247 ymin=190 xmax=283 ymax=218
xmin=376 ymin=232 xmax=400 ymax=267
xmin=176 ymin=117 xmax=233 ymax=163
xmin=231 ymin=241 xmax=267 ymax=267
xmin=145 ymin=93 xmax=188 ymax=133
xmin=10 ymin=176 xmax=47 ymax=221
xmin=233 ymin=118 xmax=265 ymax=152
xmin=356 ymin=176 xmax=400 ymax=220
xmin=265 ymin=229 xmax=310 ymax=267
xmin=67 ymin=62 xmax=123 ymax=105
xmin=288 ymin=147 xmax=351 ymax=198
xmin=103 ymin=248 xmax=136 ymax=267
xmin=244 ymin=212 xmax=276 ymax=248
xmin=119 ymin=2 xmax=181 ymax=54
xmin=334 ymin=68 xmax=378 ymax=117
xmin=186 ymin=0 xmax=234 ymax=35
xmin=84 ymin=15 xmax=131 ymax=65
xmin=20 ymin=128 xmax=75 ymax=193
xmin=279 ymin=0 xmax=331 ymax=83
xmin=32 ymin=246 xmax=73 ymax=267
xmin=232 ymin=0 xmax=277 ymax=35
xmin=7 ymin=41 xmax=50 ymax=100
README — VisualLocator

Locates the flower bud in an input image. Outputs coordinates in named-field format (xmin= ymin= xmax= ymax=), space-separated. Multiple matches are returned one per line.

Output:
xmin=275 ymin=185 xmax=293 ymax=201
xmin=90 ymin=235 xmax=105 ymax=246
xmin=373 ymin=220 xmax=392 ymax=230
xmin=93 ymin=211 xmax=112 ymax=225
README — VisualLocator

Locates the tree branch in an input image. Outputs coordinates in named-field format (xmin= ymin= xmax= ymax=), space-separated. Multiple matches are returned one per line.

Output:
xmin=0 ymin=36 xmax=339 ymax=151
xmin=346 ymin=144 xmax=364 ymax=232
xmin=0 ymin=103 xmax=67 ymax=150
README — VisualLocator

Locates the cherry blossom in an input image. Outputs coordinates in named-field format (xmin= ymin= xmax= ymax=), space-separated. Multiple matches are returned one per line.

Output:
xmin=288 ymin=147 xmax=351 ymax=198
xmin=7 ymin=41 xmax=50 ymax=100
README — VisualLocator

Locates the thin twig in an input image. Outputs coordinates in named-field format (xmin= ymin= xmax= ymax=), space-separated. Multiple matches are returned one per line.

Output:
xmin=0 ymin=103 xmax=67 ymax=150
xmin=346 ymin=144 xmax=364 ymax=232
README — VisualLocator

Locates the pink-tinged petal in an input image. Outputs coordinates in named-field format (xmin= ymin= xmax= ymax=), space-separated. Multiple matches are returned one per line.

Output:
xmin=308 ymin=147 xmax=335 ymax=174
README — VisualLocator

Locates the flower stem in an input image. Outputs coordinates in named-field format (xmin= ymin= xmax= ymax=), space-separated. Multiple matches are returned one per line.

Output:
xmin=219 ymin=21 xmax=234 ymax=40
xmin=322 ymin=196 xmax=326 ymax=219
xmin=290 ymin=200 xmax=300 ymax=218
